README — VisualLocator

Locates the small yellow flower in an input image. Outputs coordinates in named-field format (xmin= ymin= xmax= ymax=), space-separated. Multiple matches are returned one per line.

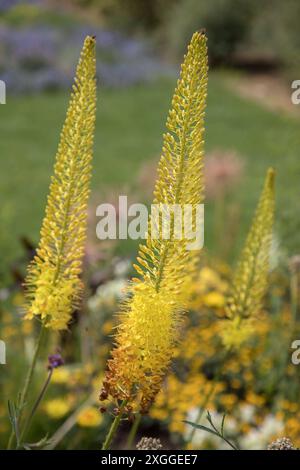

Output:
xmin=76 ymin=407 xmax=102 ymax=427
xmin=44 ymin=399 xmax=71 ymax=419
xmin=51 ymin=367 xmax=71 ymax=385
xmin=203 ymin=291 xmax=225 ymax=308
xmin=219 ymin=393 xmax=237 ymax=409
xmin=150 ymin=408 xmax=169 ymax=421
xmin=285 ymin=417 xmax=300 ymax=434
xmin=245 ymin=392 xmax=265 ymax=407
xmin=240 ymin=423 xmax=251 ymax=434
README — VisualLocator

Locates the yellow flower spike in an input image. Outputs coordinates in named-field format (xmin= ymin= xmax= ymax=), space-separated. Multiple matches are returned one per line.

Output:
xmin=101 ymin=32 xmax=208 ymax=412
xmin=220 ymin=168 xmax=275 ymax=349
xmin=24 ymin=36 xmax=96 ymax=330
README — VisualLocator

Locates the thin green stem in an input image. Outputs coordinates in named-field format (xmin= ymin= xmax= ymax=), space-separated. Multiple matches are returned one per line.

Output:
xmin=102 ymin=400 xmax=127 ymax=450
xmin=18 ymin=368 xmax=53 ymax=447
xmin=222 ymin=436 xmax=239 ymax=451
xmin=126 ymin=413 xmax=141 ymax=449
xmin=7 ymin=324 xmax=46 ymax=449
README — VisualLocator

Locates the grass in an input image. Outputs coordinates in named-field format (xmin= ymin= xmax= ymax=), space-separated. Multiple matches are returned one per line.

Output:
xmin=0 ymin=73 xmax=299 ymax=282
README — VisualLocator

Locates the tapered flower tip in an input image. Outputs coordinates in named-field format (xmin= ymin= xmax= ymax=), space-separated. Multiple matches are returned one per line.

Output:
xmin=82 ymin=35 xmax=96 ymax=57
xmin=79 ymin=36 xmax=96 ymax=64
xmin=266 ymin=167 xmax=275 ymax=186
xmin=187 ymin=31 xmax=207 ymax=55
xmin=85 ymin=35 xmax=96 ymax=44
xmin=191 ymin=30 xmax=207 ymax=41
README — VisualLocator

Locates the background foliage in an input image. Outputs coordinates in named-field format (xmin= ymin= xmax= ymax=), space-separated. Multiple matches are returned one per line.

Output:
xmin=0 ymin=0 xmax=300 ymax=450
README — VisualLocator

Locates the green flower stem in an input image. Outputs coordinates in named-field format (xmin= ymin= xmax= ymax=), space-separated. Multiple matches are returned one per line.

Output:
xmin=126 ymin=413 xmax=141 ymax=449
xmin=18 ymin=367 xmax=53 ymax=447
xmin=7 ymin=324 xmax=46 ymax=449
xmin=102 ymin=400 xmax=127 ymax=450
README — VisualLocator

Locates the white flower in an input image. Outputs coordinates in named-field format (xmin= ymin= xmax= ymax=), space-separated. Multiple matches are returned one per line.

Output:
xmin=240 ymin=414 xmax=284 ymax=450
xmin=239 ymin=404 xmax=255 ymax=423
xmin=114 ymin=259 xmax=130 ymax=277
xmin=88 ymin=279 xmax=127 ymax=310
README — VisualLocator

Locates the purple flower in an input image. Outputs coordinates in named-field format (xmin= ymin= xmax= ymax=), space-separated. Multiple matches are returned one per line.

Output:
xmin=48 ymin=353 xmax=64 ymax=370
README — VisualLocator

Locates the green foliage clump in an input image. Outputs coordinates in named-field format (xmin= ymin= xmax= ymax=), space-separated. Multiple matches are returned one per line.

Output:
xmin=164 ymin=0 xmax=254 ymax=63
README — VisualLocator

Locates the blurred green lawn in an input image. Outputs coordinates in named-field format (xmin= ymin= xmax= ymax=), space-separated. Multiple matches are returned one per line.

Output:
xmin=0 ymin=73 xmax=299 ymax=281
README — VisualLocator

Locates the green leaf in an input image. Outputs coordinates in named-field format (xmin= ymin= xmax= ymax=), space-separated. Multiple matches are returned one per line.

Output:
xmin=183 ymin=420 xmax=220 ymax=438
xmin=221 ymin=413 xmax=226 ymax=436
xmin=23 ymin=434 xmax=50 ymax=450
xmin=7 ymin=400 xmax=20 ymax=446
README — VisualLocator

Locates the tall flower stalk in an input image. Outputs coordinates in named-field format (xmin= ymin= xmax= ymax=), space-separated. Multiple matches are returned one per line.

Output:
xmin=7 ymin=36 xmax=96 ymax=449
xmin=220 ymin=168 xmax=275 ymax=349
xmin=187 ymin=168 xmax=275 ymax=445
xmin=100 ymin=31 xmax=208 ymax=449
xmin=25 ymin=36 xmax=96 ymax=331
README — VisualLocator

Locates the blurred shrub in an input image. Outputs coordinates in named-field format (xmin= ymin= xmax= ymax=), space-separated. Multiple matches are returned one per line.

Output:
xmin=23 ymin=0 xmax=300 ymax=76
xmin=1 ymin=3 xmax=41 ymax=26
xmin=249 ymin=0 xmax=300 ymax=77
xmin=106 ymin=0 xmax=176 ymax=30
xmin=164 ymin=0 xmax=254 ymax=63
xmin=67 ymin=0 xmax=177 ymax=30
xmin=164 ymin=0 xmax=300 ymax=74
